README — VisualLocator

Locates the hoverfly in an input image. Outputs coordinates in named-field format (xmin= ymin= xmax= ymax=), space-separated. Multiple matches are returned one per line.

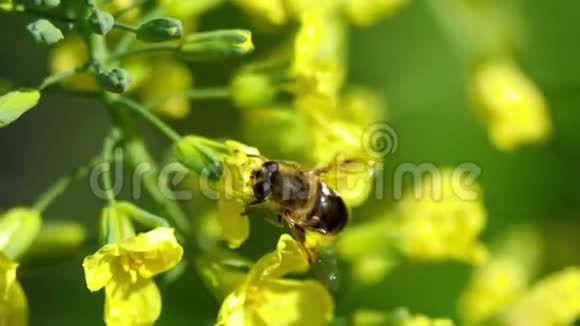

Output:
xmin=246 ymin=157 xmax=376 ymax=291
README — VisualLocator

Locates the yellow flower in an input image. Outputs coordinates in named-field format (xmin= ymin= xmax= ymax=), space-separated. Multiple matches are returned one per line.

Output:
xmin=240 ymin=107 xmax=309 ymax=159
xmin=216 ymin=141 xmax=262 ymax=249
xmin=503 ymin=267 xmax=580 ymax=326
xmin=458 ymin=226 xmax=542 ymax=325
xmin=342 ymin=0 xmax=410 ymax=26
xmin=216 ymin=234 xmax=334 ymax=326
xmin=139 ymin=61 xmax=193 ymax=119
xmin=102 ymin=0 xmax=142 ymax=22
xmin=402 ymin=315 xmax=454 ymax=326
xmin=471 ymin=59 xmax=552 ymax=151
xmin=352 ymin=308 xmax=454 ymax=326
xmin=159 ymin=0 xmax=224 ymax=19
xmin=0 ymin=252 xmax=27 ymax=326
xmin=292 ymin=11 xmax=346 ymax=99
xmin=460 ymin=258 xmax=528 ymax=325
xmin=233 ymin=0 xmax=407 ymax=26
xmin=49 ymin=35 xmax=98 ymax=92
xmin=82 ymin=227 xmax=183 ymax=326
xmin=232 ymin=0 xmax=289 ymax=25
xmin=394 ymin=169 xmax=488 ymax=264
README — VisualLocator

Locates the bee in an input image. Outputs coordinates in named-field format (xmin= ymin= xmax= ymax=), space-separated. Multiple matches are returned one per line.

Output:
xmin=248 ymin=159 xmax=351 ymax=262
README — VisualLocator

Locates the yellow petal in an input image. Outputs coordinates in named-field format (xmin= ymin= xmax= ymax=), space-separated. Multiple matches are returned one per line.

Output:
xmin=0 ymin=253 xmax=27 ymax=326
xmin=395 ymin=169 xmax=488 ymax=264
xmin=458 ymin=226 xmax=542 ymax=324
xmin=504 ymin=267 xmax=580 ymax=326
xmin=159 ymin=0 xmax=223 ymax=18
xmin=139 ymin=61 xmax=193 ymax=120
xmin=232 ymin=0 xmax=288 ymax=25
xmin=249 ymin=234 xmax=309 ymax=281
xmin=217 ymin=234 xmax=334 ymax=326
xmin=353 ymin=309 xmax=454 ymax=326
xmin=321 ymin=159 xmax=376 ymax=207
xmin=342 ymin=0 xmax=410 ymax=25
xmin=218 ymin=199 xmax=250 ymax=249
xmin=82 ymin=247 xmax=116 ymax=292
xmin=217 ymin=278 xmax=333 ymax=326
xmin=0 ymin=279 xmax=27 ymax=326
xmin=83 ymin=227 xmax=183 ymax=292
xmin=104 ymin=277 xmax=161 ymax=326
xmin=471 ymin=59 xmax=552 ymax=151
xmin=252 ymin=278 xmax=334 ymax=326
xmin=116 ymin=227 xmax=184 ymax=279
xmin=292 ymin=11 xmax=346 ymax=98
xmin=48 ymin=35 xmax=98 ymax=92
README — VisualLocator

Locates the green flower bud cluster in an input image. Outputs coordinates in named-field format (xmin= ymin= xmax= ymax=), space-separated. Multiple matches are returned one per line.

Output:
xmin=27 ymin=19 xmax=63 ymax=45
xmin=88 ymin=9 xmax=114 ymax=35
xmin=96 ymin=67 xmax=132 ymax=93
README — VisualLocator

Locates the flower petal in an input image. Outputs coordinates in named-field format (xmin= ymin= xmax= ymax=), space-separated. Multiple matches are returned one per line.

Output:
xmin=250 ymin=234 xmax=309 ymax=281
xmin=0 ymin=253 xmax=27 ymax=326
xmin=218 ymin=199 xmax=250 ymax=249
xmin=252 ymin=278 xmax=334 ymax=326
xmin=104 ymin=277 xmax=161 ymax=326
xmin=82 ymin=246 xmax=116 ymax=292
xmin=116 ymin=227 xmax=184 ymax=279
xmin=0 ymin=278 xmax=28 ymax=326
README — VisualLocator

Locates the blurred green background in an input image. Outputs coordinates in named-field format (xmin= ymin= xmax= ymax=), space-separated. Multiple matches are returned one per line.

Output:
xmin=2 ymin=0 xmax=580 ymax=325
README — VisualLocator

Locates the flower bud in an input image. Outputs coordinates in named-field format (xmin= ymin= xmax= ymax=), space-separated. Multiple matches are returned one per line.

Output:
xmin=0 ymin=207 xmax=42 ymax=259
xmin=99 ymin=204 xmax=136 ymax=244
xmin=115 ymin=201 xmax=169 ymax=228
xmin=96 ymin=67 xmax=131 ymax=93
xmin=23 ymin=221 xmax=87 ymax=260
xmin=136 ymin=17 xmax=183 ymax=42
xmin=26 ymin=19 xmax=63 ymax=45
xmin=179 ymin=29 xmax=254 ymax=62
xmin=88 ymin=9 xmax=114 ymax=35
xmin=173 ymin=136 xmax=222 ymax=181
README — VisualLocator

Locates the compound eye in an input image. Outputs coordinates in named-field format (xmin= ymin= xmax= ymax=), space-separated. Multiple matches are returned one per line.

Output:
xmin=263 ymin=161 xmax=279 ymax=173
xmin=253 ymin=181 xmax=272 ymax=202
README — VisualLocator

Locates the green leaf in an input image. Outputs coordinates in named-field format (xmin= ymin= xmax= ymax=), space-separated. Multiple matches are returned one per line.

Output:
xmin=0 ymin=89 xmax=41 ymax=127
xmin=26 ymin=19 xmax=64 ymax=45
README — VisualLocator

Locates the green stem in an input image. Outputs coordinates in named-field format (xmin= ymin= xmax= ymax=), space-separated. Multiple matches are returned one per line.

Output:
xmin=38 ymin=63 xmax=91 ymax=90
xmin=114 ymin=96 xmax=182 ymax=142
xmin=33 ymin=157 xmax=99 ymax=212
xmin=144 ymin=87 xmax=231 ymax=110
xmin=106 ymin=99 xmax=192 ymax=235
xmin=108 ymin=43 xmax=180 ymax=61
xmin=113 ymin=22 xmax=138 ymax=33
xmin=101 ymin=129 xmax=121 ymax=203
